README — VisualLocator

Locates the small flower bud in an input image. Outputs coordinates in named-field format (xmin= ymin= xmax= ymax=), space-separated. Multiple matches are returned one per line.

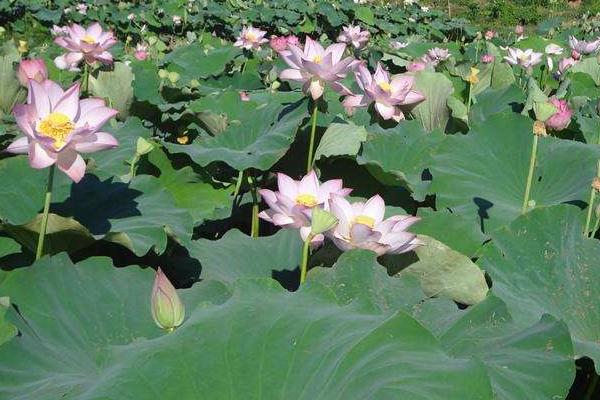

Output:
xmin=151 ymin=268 xmax=185 ymax=331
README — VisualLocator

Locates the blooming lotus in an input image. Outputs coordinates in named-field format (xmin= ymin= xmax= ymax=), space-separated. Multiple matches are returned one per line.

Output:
xmin=568 ymin=36 xmax=600 ymax=55
xmin=544 ymin=44 xmax=563 ymax=71
xmin=234 ymin=26 xmax=268 ymax=51
xmin=258 ymin=171 xmax=351 ymax=244
xmin=17 ymin=58 xmax=48 ymax=86
xmin=504 ymin=48 xmax=543 ymax=69
xmin=328 ymin=195 xmax=422 ymax=256
xmin=134 ymin=43 xmax=149 ymax=61
xmin=558 ymin=57 xmax=577 ymax=75
xmin=422 ymin=48 xmax=450 ymax=65
xmin=6 ymin=80 xmax=118 ymax=182
xmin=390 ymin=41 xmax=409 ymax=50
xmin=270 ymin=35 xmax=288 ymax=52
xmin=337 ymin=25 xmax=370 ymax=49
xmin=545 ymin=97 xmax=572 ymax=131
xmin=54 ymin=23 xmax=117 ymax=69
xmin=480 ymin=54 xmax=495 ymax=64
xmin=343 ymin=63 xmax=425 ymax=121
xmin=279 ymin=37 xmax=358 ymax=100
xmin=484 ymin=30 xmax=496 ymax=40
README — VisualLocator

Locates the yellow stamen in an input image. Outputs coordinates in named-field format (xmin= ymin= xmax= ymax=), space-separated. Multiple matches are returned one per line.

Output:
xmin=176 ymin=135 xmax=189 ymax=144
xmin=377 ymin=81 xmax=391 ymax=92
xmin=37 ymin=112 xmax=74 ymax=149
xmin=245 ymin=32 xmax=257 ymax=42
xmin=296 ymin=194 xmax=318 ymax=207
xmin=82 ymin=35 xmax=96 ymax=44
xmin=354 ymin=215 xmax=375 ymax=228
xmin=312 ymin=55 xmax=322 ymax=64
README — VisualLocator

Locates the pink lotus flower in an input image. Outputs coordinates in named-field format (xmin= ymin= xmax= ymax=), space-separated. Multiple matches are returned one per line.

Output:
xmin=407 ymin=60 xmax=427 ymax=72
xmin=134 ymin=43 xmax=149 ymax=61
xmin=17 ymin=58 xmax=48 ymax=86
xmin=343 ymin=63 xmax=425 ymax=122
xmin=558 ymin=57 xmax=577 ymax=75
xmin=54 ymin=23 xmax=117 ymax=69
xmin=328 ymin=194 xmax=422 ymax=256
xmin=568 ymin=36 xmax=600 ymax=55
xmin=286 ymin=35 xmax=300 ymax=47
xmin=504 ymin=48 xmax=543 ymax=69
xmin=337 ymin=25 xmax=370 ymax=49
xmin=480 ymin=54 xmax=495 ymax=64
xmin=239 ymin=91 xmax=250 ymax=101
xmin=484 ymin=30 xmax=496 ymax=40
xmin=279 ymin=37 xmax=358 ymax=100
xmin=422 ymin=48 xmax=450 ymax=65
xmin=571 ymin=50 xmax=581 ymax=60
xmin=6 ymin=80 xmax=118 ymax=182
xmin=234 ymin=26 xmax=268 ymax=51
xmin=270 ymin=35 xmax=288 ymax=52
xmin=545 ymin=97 xmax=572 ymax=131
xmin=258 ymin=171 xmax=351 ymax=245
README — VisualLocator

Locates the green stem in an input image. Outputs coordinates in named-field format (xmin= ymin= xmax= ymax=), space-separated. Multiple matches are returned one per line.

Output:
xmin=466 ymin=81 xmax=473 ymax=119
xmin=35 ymin=165 xmax=55 ymax=260
xmin=585 ymin=373 xmax=599 ymax=400
xmin=522 ymin=134 xmax=539 ymax=214
xmin=82 ymin=63 xmax=90 ymax=97
xmin=232 ymin=170 xmax=244 ymax=207
xmin=306 ymin=102 xmax=318 ymax=173
xmin=299 ymin=235 xmax=312 ymax=284
xmin=591 ymin=216 xmax=600 ymax=239
xmin=584 ymin=184 xmax=597 ymax=237
xmin=248 ymin=175 xmax=259 ymax=238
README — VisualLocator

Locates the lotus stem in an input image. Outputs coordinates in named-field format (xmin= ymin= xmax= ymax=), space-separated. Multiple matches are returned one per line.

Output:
xmin=36 ymin=165 xmax=55 ymax=260
xmin=248 ymin=175 xmax=259 ymax=238
xmin=299 ymin=235 xmax=313 ymax=284
xmin=521 ymin=134 xmax=539 ymax=214
xmin=232 ymin=170 xmax=244 ymax=208
xmin=306 ymin=102 xmax=318 ymax=173
xmin=82 ymin=63 xmax=90 ymax=96
xmin=584 ymin=161 xmax=600 ymax=237
xmin=466 ymin=81 xmax=473 ymax=118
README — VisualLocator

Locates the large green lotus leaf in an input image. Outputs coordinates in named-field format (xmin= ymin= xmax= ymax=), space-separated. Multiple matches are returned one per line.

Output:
xmin=570 ymin=57 xmax=600 ymax=86
xmin=313 ymin=121 xmax=367 ymax=162
xmin=0 ymin=237 xmax=20 ymax=259
xmin=89 ymin=61 xmax=134 ymax=120
xmin=166 ymin=96 xmax=306 ymax=171
xmin=411 ymin=71 xmax=454 ymax=132
xmin=147 ymin=148 xmax=234 ymax=225
xmin=0 ymin=297 xmax=16 ymax=346
xmin=90 ymin=117 xmax=154 ymax=181
xmin=189 ymin=228 xmax=303 ymax=282
xmin=161 ymin=43 xmax=241 ymax=84
xmin=131 ymin=60 xmax=163 ymax=105
xmin=0 ymin=42 xmax=22 ymax=116
xmin=469 ymin=84 xmax=525 ymax=126
xmin=0 ymin=254 xmax=496 ymax=400
xmin=478 ymin=205 xmax=600 ymax=371
xmin=357 ymin=120 xmax=445 ymax=201
xmin=310 ymin=250 xmax=574 ymax=400
xmin=430 ymin=112 xmax=600 ymax=231
xmin=51 ymin=175 xmax=193 ymax=256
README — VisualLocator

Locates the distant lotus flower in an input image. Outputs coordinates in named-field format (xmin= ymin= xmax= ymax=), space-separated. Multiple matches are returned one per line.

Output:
xmin=258 ymin=171 xmax=351 ymax=245
xmin=50 ymin=25 xmax=68 ymax=36
xmin=422 ymin=47 xmax=450 ymax=65
xmin=54 ymin=52 xmax=83 ymax=72
xmin=558 ymin=57 xmax=577 ymax=75
xmin=568 ymin=36 xmax=600 ymax=55
xmin=54 ymin=23 xmax=117 ymax=69
xmin=515 ymin=24 xmax=524 ymax=36
xmin=269 ymin=35 xmax=288 ymax=53
xmin=6 ymin=80 xmax=118 ymax=182
xmin=407 ymin=60 xmax=427 ymax=72
xmin=76 ymin=3 xmax=87 ymax=15
xmin=343 ymin=63 xmax=425 ymax=121
xmin=151 ymin=268 xmax=185 ymax=331
xmin=17 ymin=58 xmax=48 ymax=86
xmin=571 ymin=49 xmax=581 ymax=60
xmin=484 ymin=30 xmax=496 ymax=40
xmin=172 ymin=15 xmax=182 ymax=25
xmin=337 ymin=25 xmax=370 ymax=49
xmin=391 ymin=41 xmax=409 ymax=50
xmin=328 ymin=194 xmax=422 ymax=256
xmin=279 ymin=37 xmax=358 ymax=100
xmin=504 ymin=48 xmax=543 ymax=69
xmin=134 ymin=43 xmax=149 ymax=60
xmin=480 ymin=53 xmax=494 ymax=64
xmin=545 ymin=97 xmax=572 ymax=131
xmin=234 ymin=26 xmax=268 ymax=51
xmin=545 ymin=44 xmax=563 ymax=55
xmin=239 ymin=91 xmax=250 ymax=101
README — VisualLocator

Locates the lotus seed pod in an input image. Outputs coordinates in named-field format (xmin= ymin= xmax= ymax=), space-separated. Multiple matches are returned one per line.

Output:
xmin=533 ymin=120 xmax=547 ymax=137
xmin=151 ymin=268 xmax=185 ymax=331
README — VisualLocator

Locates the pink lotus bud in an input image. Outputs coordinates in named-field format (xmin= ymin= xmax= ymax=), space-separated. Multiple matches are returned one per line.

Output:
xmin=545 ymin=97 xmax=572 ymax=131
xmin=480 ymin=54 xmax=495 ymax=64
xmin=515 ymin=24 xmax=524 ymax=36
xmin=151 ymin=268 xmax=185 ymax=331
xmin=571 ymin=50 xmax=581 ymax=60
xmin=407 ymin=61 xmax=426 ymax=72
xmin=239 ymin=91 xmax=250 ymax=101
xmin=17 ymin=58 xmax=47 ymax=86
xmin=484 ymin=30 xmax=496 ymax=40
xmin=286 ymin=35 xmax=300 ymax=47
xmin=269 ymin=35 xmax=288 ymax=52
xmin=134 ymin=43 xmax=149 ymax=61
xmin=558 ymin=57 xmax=577 ymax=74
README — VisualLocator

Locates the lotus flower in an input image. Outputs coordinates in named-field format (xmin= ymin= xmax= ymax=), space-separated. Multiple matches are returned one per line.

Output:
xmin=545 ymin=97 xmax=572 ymax=131
xmin=151 ymin=268 xmax=185 ymax=331
xmin=54 ymin=23 xmax=117 ymax=69
xmin=391 ymin=41 xmax=409 ymax=50
xmin=544 ymin=44 xmax=563 ymax=71
xmin=484 ymin=30 xmax=496 ymax=40
xmin=270 ymin=35 xmax=288 ymax=52
xmin=571 ymin=50 xmax=581 ymax=60
xmin=343 ymin=63 xmax=425 ymax=121
xmin=568 ymin=36 xmax=600 ymax=55
xmin=134 ymin=43 xmax=149 ymax=61
xmin=504 ymin=48 xmax=543 ymax=69
xmin=234 ymin=26 xmax=268 ymax=51
xmin=337 ymin=25 xmax=370 ymax=49
xmin=50 ymin=25 xmax=68 ymax=36
xmin=407 ymin=60 xmax=427 ymax=72
xmin=558 ymin=57 xmax=577 ymax=75
xmin=286 ymin=35 xmax=300 ymax=47
xmin=328 ymin=195 xmax=422 ymax=256
xmin=422 ymin=48 xmax=450 ymax=65
xmin=480 ymin=54 xmax=495 ymax=64
xmin=279 ymin=37 xmax=358 ymax=100
xmin=258 ymin=171 xmax=351 ymax=245
xmin=17 ymin=59 xmax=48 ymax=86
xmin=6 ymin=80 xmax=118 ymax=182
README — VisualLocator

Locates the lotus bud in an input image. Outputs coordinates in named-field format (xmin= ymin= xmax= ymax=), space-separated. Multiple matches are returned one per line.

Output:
xmin=151 ymin=268 xmax=185 ymax=332
xmin=544 ymin=97 xmax=572 ymax=131
xmin=17 ymin=58 xmax=48 ymax=86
